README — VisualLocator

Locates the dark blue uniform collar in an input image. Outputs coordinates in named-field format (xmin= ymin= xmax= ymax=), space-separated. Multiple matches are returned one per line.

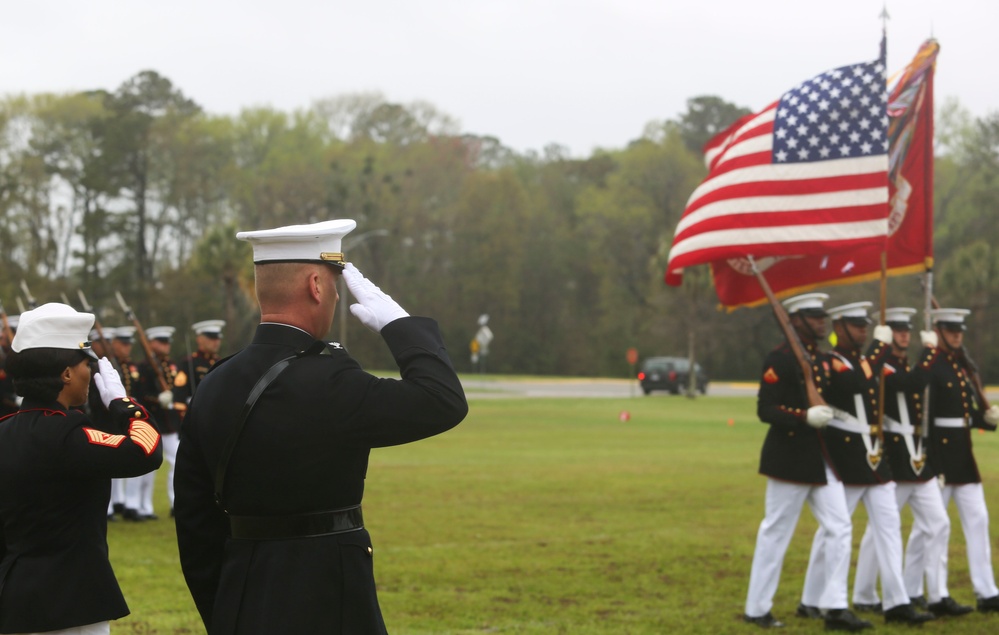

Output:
xmin=253 ymin=323 xmax=322 ymax=351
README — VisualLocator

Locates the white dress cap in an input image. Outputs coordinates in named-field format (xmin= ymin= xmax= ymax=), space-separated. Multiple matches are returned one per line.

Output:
xmin=781 ymin=292 xmax=829 ymax=315
xmin=827 ymin=301 xmax=873 ymax=322
xmin=115 ymin=326 xmax=136 ymax=340
xmin=11 ymin=303 xmax=96 ymax=355
xmin=192 ymin=319 xmax=226 ymax=336
xmin=236 ymin=219 xmax=357 ymax=267
xmin=146 ymin=326 xmax=176 ymax=341
xmin=930 ymin=308 xmax=970 ymax=329
xmin=873 ymin=307 xmax=916 ymax=328
xmin=90 ymin=327 xmax=116 ymax=341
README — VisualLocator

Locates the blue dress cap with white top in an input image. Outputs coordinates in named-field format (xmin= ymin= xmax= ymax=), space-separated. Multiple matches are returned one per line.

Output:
xmin=90 ymin=327 xmax=116 ymax=341
xmin=192 ymin=320 xmax=226 ymax=338
xmin=929 ymin=308 xmax=970 ymax=331
xmin=11 ymin=302 xmax=97 ymax=359
xmin=236 ymin=219 xmax=357 ymax=269
xmin=873 ymin=307 xmax=916 ymax=331
xmin=827 ymin=301 xmax=873 ymax=325
xmin=781 ymin=292 xmax=829 ymax=317
xmin=146 ymin=326 xmax=176 ymax=342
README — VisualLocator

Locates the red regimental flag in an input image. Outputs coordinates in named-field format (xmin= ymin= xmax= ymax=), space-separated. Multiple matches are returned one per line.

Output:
xmin=665 ymin=46 xmax=891 ymax=287
xmin=709 ymin=40 xmax=939 ymax=308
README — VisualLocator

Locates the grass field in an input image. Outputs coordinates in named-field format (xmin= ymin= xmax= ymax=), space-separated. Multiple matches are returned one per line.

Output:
xmin=107 ymin=394 xmax=999 ymax=634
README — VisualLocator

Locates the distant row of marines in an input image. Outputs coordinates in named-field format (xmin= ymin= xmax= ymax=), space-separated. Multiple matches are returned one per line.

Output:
xmin=744 ymin=293 xmax=999 ymax=631
xmin=0 ymin=316 xmax=226 ymax=521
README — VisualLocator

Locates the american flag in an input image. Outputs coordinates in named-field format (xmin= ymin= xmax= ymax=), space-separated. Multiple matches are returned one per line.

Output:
xmin=665 ymin=49 xmax=889 ymax=286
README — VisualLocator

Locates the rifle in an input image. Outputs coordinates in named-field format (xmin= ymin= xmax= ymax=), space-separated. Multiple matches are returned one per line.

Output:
xmin=15 ymin=297 xmax=26 ymax=314
xmin=19 ymin=280 xmax=36 ymax=310
xmin=748 ymin=256 xmax=826 ymax=407
xmin=77 ymin=290 xmax=121 ymax=374
xmin=115 ymin=291 xmax=171 ymax=394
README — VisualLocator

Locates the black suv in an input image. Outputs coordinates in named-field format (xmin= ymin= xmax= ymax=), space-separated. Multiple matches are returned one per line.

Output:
xmin=637 ymin=356 xmax=709 ymax=395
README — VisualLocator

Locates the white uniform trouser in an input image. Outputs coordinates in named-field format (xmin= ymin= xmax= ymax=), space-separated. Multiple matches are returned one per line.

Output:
xmin=852 ymin=480 xmax=950 ymax=604
xmin=745 ymin=462 xmax=852 ymax=617
xmin=124 ymin=471 xmax=156 ymax=516
xmin=939 ymin=482 xmax=999 ymax=599
xmin=803 ymin=481 xmax=908 ymax=611
xmin=105 ymin=478 xmax=127 ymax=515
xmin=161 ymin=431 xmax=179 ymax=508
xmin=11 ymin=620 xmax=109 ymax=634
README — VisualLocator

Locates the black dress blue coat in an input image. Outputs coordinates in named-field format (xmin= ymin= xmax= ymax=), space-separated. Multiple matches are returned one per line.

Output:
xmin=0 ymin=397 xmax=162 ymax=633
xmin=174 ymin=317 xmax=468 ymax=635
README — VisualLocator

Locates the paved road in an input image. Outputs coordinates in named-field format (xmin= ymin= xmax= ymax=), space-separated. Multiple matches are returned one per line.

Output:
xmin=460 ymin=377 xmax=757 ymax=399
xmin=461 ymin=377 xmax=999 ymax=401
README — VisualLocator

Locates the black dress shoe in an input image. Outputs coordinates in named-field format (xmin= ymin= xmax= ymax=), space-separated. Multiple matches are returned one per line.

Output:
xmin=928 ymin=596 xmax=973 ymax=616
xmin=909 ymin=596 xmax=927 ymax=610
xmin=824 ymin=609 xmax=873 ymax=632
xmin=744 ymin=612 xmax=785 ymax=628
xmin=796 ymin=603 xmax=822 ymax=619
xmin=884 ymin=603 xmax=935 ymax=624
xmin=978 ymin=595 xmax=999 ymax=613
xmin=113 ymin=502 xmax=125 ymax=514
xmin=853 ymin=602 xmax=882 ymax=614
xmin=122 ymin=508 xmax=143 ymax=522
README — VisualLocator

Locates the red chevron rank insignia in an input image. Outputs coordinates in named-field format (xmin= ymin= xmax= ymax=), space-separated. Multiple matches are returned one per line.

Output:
xmin=763 ymin=367 xmax=779 ymax=383
xmin=83 ymin=428 xmax=126 ymax=448
xmin=128 ymin=420 xmax=160 ymax=456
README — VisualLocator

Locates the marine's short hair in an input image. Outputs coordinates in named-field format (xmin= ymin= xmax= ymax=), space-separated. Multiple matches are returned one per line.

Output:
xmin=5 ymin=347 xmax=92 ymax=402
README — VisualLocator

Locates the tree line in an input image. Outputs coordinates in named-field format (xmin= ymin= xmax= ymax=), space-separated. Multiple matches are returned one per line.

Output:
xmin=2 ymin=71 xmax=997 ymax=381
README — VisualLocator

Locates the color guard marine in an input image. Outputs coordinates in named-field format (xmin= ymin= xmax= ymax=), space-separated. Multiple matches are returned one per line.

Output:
xmin=799 ymin=301 xmax=933 ymax=626
xmin=917 ymin=307 xmax=999 ymax=612
xmin=851 ymin=308 xmax=971 ymax=616
xmin=744 ymin=293 xmax=867 ymax=631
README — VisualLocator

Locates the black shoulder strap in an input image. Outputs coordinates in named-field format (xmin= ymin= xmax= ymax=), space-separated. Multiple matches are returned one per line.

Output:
xmin=214 ymin=340 xmax=328 ymax=512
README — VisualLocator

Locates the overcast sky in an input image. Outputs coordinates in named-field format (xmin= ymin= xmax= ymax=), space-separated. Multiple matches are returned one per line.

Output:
xmin=2 ymin=0 xmax=994 ymax=157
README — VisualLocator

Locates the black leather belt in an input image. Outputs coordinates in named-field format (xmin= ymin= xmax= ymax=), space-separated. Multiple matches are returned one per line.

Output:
xmin=229 ymin=505 xmax=364 ymax=540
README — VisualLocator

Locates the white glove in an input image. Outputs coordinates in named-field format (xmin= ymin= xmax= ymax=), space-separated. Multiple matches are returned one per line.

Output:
xmin=158 ymin=390 xmax=174 ymax=410
xmin=342 ymin=262 xmax=410 ymax=333
xmin=14 ymin=395 xmax=23 ymax=408
xmin=806 ymin=405 xmax=833 ymax=429
xmin=93 ymin=357 xmax=126 ymax=408
xmin=985 ymin=405 xmax=999 ymax=427
xmin=920 ymin=330 xmax=938 ymax=348
xmin=873 ymin=324 xmax=893 ymax=344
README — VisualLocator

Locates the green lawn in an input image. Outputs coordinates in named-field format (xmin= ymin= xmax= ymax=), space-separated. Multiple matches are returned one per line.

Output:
xmin=108 ymin=395 xmax=999 ymax=633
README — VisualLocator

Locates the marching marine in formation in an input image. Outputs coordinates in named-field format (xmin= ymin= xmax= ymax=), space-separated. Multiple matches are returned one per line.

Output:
xmin=174 ymin=319 xmax=225 ymax=409
xmin=743 ymin=293 xmax=863 ymax=631
xmin=132 ymin=326 xmax=184 ymax=520
xmin=800 ymin=301 xmax=933 ymax=626
xmin=850 ymin=308 xmax=971 ymax=616
xmin=0 ymin=315 xmax=19 ymax=418
xmin=920 ymin=307 xmax=999 ymax=612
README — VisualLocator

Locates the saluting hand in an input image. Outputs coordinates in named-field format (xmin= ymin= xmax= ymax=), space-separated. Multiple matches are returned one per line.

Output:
xmin=342 ymin=263 xmax=410 ymax=333
xmin=93 ymin=357 xmax=127 ymax=408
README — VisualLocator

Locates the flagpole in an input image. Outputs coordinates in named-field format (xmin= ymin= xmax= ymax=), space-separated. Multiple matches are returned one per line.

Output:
xmin=747 ymin=256 xmax=826 ymax=408
xmin=874 ymin=251 xmax=888 ymax=458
